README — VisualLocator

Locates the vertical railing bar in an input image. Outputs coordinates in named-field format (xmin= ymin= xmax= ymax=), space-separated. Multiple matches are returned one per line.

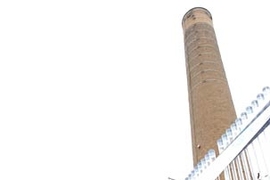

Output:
xmin=239 ymin=150 xmax=252 ymax=180
xmin=235 ymin=155 xmax=245 ymax=180
xmin=255 ymin=134 xmax=270 ymax=179
xmin=260 ymin=126 xmax=270 ymax=179
xmin=251 ymin=137 xmax=268 ymax=178
xmin=230 ymin=160 xmax=239 ymax=180
xmin=260 ymin=128 xmax=270 ymax=171
xmin=247 ymin=142 xmax=261 ymax=179
xmin=223 ymin=164 xmax=232 ymax=180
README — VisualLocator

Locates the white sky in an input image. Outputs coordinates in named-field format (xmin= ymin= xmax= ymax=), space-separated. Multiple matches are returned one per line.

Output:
xmin=1 ymin=1 xmax=270 ymax=180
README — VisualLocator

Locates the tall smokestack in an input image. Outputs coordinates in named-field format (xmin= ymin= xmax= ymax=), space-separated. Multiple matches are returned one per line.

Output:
xmin=182 ymin=7 xmax=237 ymax=165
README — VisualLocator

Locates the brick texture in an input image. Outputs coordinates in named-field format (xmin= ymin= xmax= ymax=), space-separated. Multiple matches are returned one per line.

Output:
xmin=182 ymin=7 xmax=237 ymax=165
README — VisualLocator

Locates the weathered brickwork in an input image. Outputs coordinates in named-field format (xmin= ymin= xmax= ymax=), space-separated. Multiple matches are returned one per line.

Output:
xmin=182 ymin=7 xmax=237 ymax=165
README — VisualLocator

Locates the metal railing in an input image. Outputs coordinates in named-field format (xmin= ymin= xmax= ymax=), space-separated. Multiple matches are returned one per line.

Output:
xmin=185 ymin=86 xmax=270 ymax=180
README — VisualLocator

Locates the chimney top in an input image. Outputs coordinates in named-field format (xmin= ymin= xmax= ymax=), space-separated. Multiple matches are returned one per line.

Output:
xmin=182 ymin=7 xmax=213 ymax=31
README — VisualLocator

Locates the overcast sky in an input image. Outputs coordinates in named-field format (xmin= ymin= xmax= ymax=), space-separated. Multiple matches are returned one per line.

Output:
xmin=1 ymin=1 xmax=270 ymax=180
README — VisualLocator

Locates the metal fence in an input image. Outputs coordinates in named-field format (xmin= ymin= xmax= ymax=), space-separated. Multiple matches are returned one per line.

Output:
xmin=185 ymin=86 xmax=270 ymax=180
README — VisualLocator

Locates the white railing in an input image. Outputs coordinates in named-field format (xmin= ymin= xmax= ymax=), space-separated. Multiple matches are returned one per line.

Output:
xmin=185 ymin=86 xmax=270 ymax=180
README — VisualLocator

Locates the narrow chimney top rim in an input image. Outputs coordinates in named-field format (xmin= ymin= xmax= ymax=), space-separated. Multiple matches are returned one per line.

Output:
xmin=182 ymin=7 xmax=212 ymax=27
